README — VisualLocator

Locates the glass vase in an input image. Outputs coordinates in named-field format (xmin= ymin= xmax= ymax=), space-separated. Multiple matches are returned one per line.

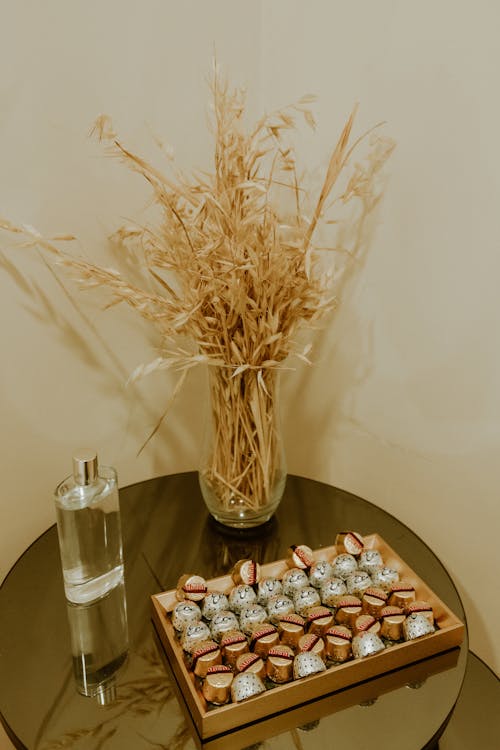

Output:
xmin=198 ymin=366 xmax=286 ymax=528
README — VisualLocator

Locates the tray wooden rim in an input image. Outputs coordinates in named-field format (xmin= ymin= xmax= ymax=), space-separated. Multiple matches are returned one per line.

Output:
xmin=151 ymin=533 xmax=465 ymax=739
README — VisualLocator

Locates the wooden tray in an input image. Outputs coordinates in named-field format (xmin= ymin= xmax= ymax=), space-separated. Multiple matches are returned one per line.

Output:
xmin=151 ymin=533 xmax=464 ymax=740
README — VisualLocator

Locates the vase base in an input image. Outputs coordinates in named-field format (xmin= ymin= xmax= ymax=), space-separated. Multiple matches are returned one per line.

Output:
xmin=208 ymin=509 xmax=277 ymax=529
xmin=199 ymin=473 xmax=286 ymax=530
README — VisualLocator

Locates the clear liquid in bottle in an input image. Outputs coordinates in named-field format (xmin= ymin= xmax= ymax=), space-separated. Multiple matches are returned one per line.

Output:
xmin=55 ymin=451 xmax=129 ymax=697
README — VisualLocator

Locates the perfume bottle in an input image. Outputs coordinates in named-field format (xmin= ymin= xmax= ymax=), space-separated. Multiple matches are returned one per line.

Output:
xmin=55 ymin=450 xmax=128 ymax=697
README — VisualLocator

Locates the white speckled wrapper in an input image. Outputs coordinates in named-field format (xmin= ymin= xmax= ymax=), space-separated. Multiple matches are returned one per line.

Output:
xmin=346 ymin=571 xmax=373 ymax=597
xmin=309 ymin=560 xmax=334 ymax=589
xmin=371 ymin=567 xmax=400 ymax=592
xmin=231 ymin=672 xmax=266 ymax=702
xmin=403 ymin=612 xmax=436 ymax=641
xmin=239 ymin=604 xmax=268 ymax=636
xmin=181 ymin=621 xmax=211 ymax=653
xmin=257 ymin=577 xmax=283 ymax=605
xmin=357 ymin=549 xmax=384 ymax=575
xmin=293 ymin=652 xmax=326 ymax=679
xmin=210 ymin=610 xmax=240 ymax=642
xmin=352 ymin=631 xmax=385 ymax=658
xmin=282 ymin=568 xmax=310 ymax=597
xmin=320 ymin=576 xmax=347 ymax=607
xmin=201 ymin=592 xmax=230 ymax=620
xmin=267 ymin=595 xmax=295 ymax=623
xmin=293 ymin=586 xmax=321 ymax=616
xmin=228 ymin=584 xmax=257 ymax=614
xmin=171 ymin=600 xmax=202 ymax=632
xmin=331 ymin=554 xmax=358 ymax=580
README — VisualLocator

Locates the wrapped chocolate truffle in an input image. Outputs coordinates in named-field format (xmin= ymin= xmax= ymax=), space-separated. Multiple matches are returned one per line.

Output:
xmin=176 ymin=574 xmax=207 ymax=602
xmin=229 ymin=584 xmax=257 ymax=614
xmin=379 ymin=606 xmax=405 ymax=641
xmin=293 ymin=586 xmax=321 ymax=616
xmin=371 ymin=566 xmax=400 ymax=592
xmin=320 ymin=576 xmax=347 ymax=607
xmin=257 ymin=577 xmax=283 ymax=605
xmin=267 ymin=594 xmax=295 ymax=623
xmin=171 ymin=600 xmax=202 ymax=632
xmin=361 ymin=587 xmax=388 ymax=618
xmin=306 ymin=606 xmax=334 ymax=635
xmin=346 ymin=571 xmax=373 ymax=597
xmin=191 ymin=640 xmax=222 ymax=677
xmin=236 ymin=652 xmax=266 ymax=680
xmin=403 ymin=612 xmax=436 ymax=641
xmin=298 ymin=633 xmax=325 ymax=661
xmin=231 ymin=672 xmax=266 ymax=703
xmin=210 ymin=610 xmax=240 ymax=642
xmin=335 ymin=531 xmax=364 ymax=556
xmin=181 ymin=621 xmax=212 ymax=653
xmin=354 ymin=614 xmax=381 ymax=636
xmin=324 ymin=626 xmax=352 ymax=663
xmin=405 ymin=600 xmax=434 ymax=624
xmin=202 ymin=665 xmax=233 ymax=705
xmin=352 ymin=631 xmax=385 ymax=658
xmin=309 ymin=559 xmax=335 ymax=589
xmin=357 ymin=549 xmax=384 ymax=575
xmin=278 ymin=613 xmax=306 ymax=648
xmin=250 ymin=623 xmax=280 ymax=657
xmin=282 ymin=568 xmax=309 ymax=597
xmin=331 ymin=553 xmax=358 ymax=580
xmin=232 ymin=559 xmax=261 ymax=586
xmin=335 ymin=596 xmax=362 ymax=628
xmin=293 ymin=652 xmax=326 ymax=679
xmin=266 ymin=645 xmax=295 ymax=683
xmin=388 ymin=581 xmax=416 ymax=608
xmin=220 ymin=630 xmax=249 ymax=667
xmin=239 ymin=604 xmax=268 ymax=636
xmin=201 ymin=591 xmax=230 ymax=620
xmin=288 ymin=544 xmax=315 ymax=570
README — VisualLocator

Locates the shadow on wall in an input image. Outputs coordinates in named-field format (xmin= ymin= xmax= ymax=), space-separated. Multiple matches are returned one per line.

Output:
xmin=282 ymin=168 xmax=384 ymax=479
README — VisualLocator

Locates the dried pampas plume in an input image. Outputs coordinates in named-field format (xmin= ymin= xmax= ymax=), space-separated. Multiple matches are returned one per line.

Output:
xmin=1 ymin=66 xmax=394 ymax=509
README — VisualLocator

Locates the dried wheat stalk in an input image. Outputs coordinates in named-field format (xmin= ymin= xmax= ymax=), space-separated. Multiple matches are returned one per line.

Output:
xmin=1 ymin=66 xmax=394 ymax=512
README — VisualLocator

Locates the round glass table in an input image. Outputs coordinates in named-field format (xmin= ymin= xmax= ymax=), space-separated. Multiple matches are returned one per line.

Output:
xmin=0 ymin=472 xmax=489 ymax=750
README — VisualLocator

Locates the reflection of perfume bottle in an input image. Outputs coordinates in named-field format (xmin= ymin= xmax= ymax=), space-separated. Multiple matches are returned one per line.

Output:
xmin=55 ymin=451 xmax=128 ymax=698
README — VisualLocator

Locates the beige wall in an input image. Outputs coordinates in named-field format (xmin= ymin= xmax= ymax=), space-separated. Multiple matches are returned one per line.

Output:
xmin=1 ymin=0 xmax=498 ymax=677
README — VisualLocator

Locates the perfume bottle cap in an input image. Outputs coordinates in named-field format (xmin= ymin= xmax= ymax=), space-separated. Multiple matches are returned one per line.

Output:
xmin=72 ymin=450 xmax=98 ymax=486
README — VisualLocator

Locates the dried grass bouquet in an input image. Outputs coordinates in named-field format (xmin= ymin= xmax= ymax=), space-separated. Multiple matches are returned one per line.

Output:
xmin=1 ymin=66 xmax=394 ymax=524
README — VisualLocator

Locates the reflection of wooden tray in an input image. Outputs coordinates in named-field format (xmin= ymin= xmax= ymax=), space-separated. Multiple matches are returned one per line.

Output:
xmin=151 ymin=534 xmax=465 ymax=741
xmin=153 ymin=630 xmax=460 ymax=750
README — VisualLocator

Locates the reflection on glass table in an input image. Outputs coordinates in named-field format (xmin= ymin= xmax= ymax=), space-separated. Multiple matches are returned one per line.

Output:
xmin=0 ymin=473 xmax=497 ymax=749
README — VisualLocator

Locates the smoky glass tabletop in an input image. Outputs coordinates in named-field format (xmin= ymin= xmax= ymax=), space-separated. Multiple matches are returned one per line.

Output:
xmin=0 ymin=473 xmax=471 ymax=750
